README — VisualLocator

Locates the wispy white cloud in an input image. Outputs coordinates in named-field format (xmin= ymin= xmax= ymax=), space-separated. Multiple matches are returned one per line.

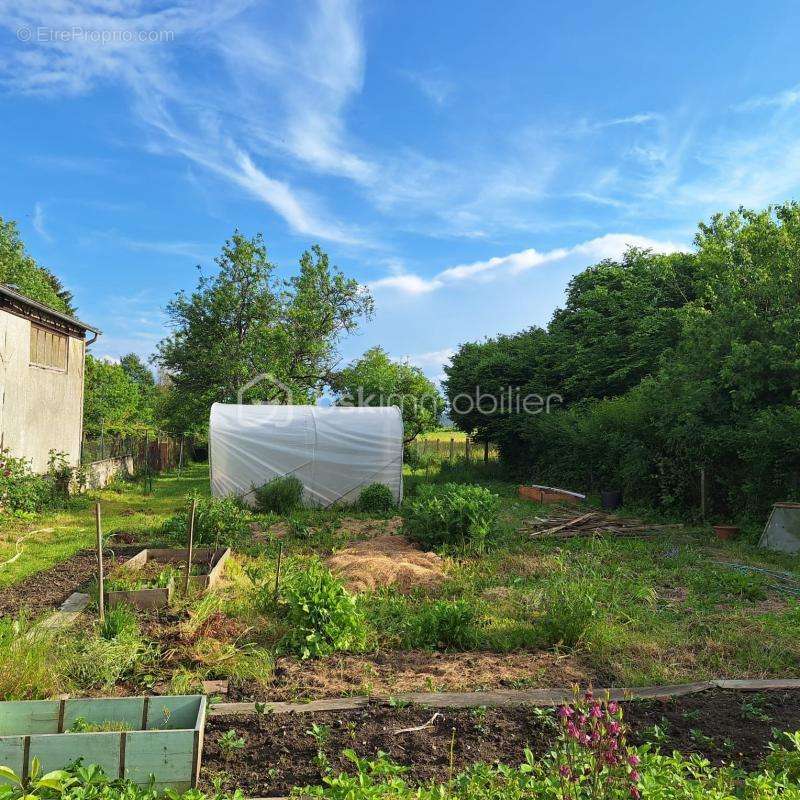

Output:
xmin=733 ymin=84 xmax=800 ymax=112
xmin=372 ymin=233 xmax=687 ymax=296
xmin=401 ymin=68 xmax=454 ymax=106
xmin=31 ymin=201 xmax=51 ymax=241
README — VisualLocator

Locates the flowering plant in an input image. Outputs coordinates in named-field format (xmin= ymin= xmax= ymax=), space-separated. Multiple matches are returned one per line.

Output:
xmin=0 ymin=449 xmax=53 ymax=514
xmin=552 ymin=687 xmax=641 ymax=800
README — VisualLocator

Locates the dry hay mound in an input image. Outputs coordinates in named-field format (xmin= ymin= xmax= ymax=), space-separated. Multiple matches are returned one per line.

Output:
xmin=327 ymin=534 xmax=445 ymax=594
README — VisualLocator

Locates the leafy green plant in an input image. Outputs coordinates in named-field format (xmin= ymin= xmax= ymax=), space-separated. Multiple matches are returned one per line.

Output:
xmin=0 ymin=449 xmax=54 ymax=514
xmin=0 ymin=758 xmax=70 ymax=800
xmin=254 ymin=475 xmax=304 ymax=515
xmin=403 ymin=482 xmax=499 ymax=552
xmin=765 ymin=730 xmax=800 ymax=781
xmin=162 ymin=494 xmax=253 ymax=547
xmin=68 ymin=717 xmax=131 ymax=733
xmin=218 ymin=729 xmax=246 ymax=758
xmin=357 ymin=483 xmax=396 ymax=514
xmin=278 ymin=558 xmax=366 ymax=658
xmin=307 ymin=723 xmax=331 ymax=771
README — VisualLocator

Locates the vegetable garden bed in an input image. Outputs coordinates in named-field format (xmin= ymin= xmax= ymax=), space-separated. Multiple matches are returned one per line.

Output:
xmin=105 ymin=548 xmax=230 ymax=610
xmin=202 ymin=689 xmax=800 ymax=795
xmin=0 ymin=694 xmax=206 ymax=790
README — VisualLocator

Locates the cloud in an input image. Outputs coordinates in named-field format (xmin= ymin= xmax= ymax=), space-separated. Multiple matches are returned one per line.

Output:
xmin=31 ymin=201 xmax=51 ymax=241
xmin=733 ymin=85 xmax=800 ymax=112
xmin=401 ymin=68 xmax=454 ymax=106
xmin=0 ymin=0 xmax=370 ymax=246
xmin=373 ymin=233 xmax=687 ymax=296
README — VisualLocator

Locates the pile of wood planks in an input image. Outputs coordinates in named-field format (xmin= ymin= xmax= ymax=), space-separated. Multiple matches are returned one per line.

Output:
xmin=523 ymin=510 xmax=682 ymax=539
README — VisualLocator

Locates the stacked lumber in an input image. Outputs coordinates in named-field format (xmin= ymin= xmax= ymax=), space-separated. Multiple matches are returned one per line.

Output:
xmin=522 ymin=510 xmax=681 ymax=539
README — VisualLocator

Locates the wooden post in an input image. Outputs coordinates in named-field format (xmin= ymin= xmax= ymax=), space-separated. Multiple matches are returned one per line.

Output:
xmin=184 ymin=498 xmax=197 ymax=595
xmin=449 ymin=438 xmax=455 ymax=461
xmin=465 ymin=438 xmax=471 ymax=463
xmin=483 ymin=440 xmax=489 ymax=463
xmin=274 ymin=541 xmax=283 ymax=600
xmin=179 ymin=435 xmax=184 ymax=472
xmin=700 ymin=467 xmax=707 ymax=522
xmin=96 ymin=502 xmax=105 ymax=623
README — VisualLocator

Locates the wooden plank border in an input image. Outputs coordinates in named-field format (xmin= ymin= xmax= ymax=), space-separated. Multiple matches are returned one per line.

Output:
xmin=210 ymin=679 xmax=800 ymax=717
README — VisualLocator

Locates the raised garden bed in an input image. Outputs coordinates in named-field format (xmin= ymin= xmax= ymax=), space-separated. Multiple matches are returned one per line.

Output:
xmin=0 ymin=695 xmax=206 ymax=790
xmin=105 ymin=548 xmax=230 ymax=610
xmin=202 ymin=689 xmax=800 ymax=795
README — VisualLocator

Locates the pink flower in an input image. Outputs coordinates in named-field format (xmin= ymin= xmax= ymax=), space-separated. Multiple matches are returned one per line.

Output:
xmin=580 ymin=734 xmax=591 ymax=746
xmin=607 ymin=721 xmax=621 ymax=735
xmin=628 ymin=754 xmax=640 ymax=767
xmin=630 ymin=787 xmax=641 ymax=799
xmin=630 ymin=771 xmax=640 ymax=782
xmin=558 ymin=705 xmax=574 ymax=718
xmin=584 ymin=689 xmax=594 ymax=701
xmin=579 ymin=714 xmax=588 ymax=726
xmin=590 ymin=704 xmax=602 ymax=718
xmin=608 ymin=701 xmax=619 ymax=714
xmin=567 ymin=721 xmax=578 ymax=738
xmin=559 ymin=765 xmax=571 ymax=779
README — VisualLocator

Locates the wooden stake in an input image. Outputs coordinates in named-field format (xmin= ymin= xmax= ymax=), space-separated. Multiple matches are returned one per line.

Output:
xmin=700 ymin=467 xmax=707 ymax=521
xmin=96 ymin=502 xmax=105 ymax=623
xmin=274 ymin=541 xmax=283 ymax=601
xmin=483 ymin=440 xmax=489 ymax=463
xmin=449 ymin=438 xmax=454 ymax=461
xmin=184 ymin=498 xmax=197 ymax=595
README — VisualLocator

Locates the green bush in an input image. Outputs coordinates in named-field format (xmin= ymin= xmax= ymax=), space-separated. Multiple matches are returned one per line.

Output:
xmin=162 ymin=494 xmax=253 ymax=547
xmin=357 ymin=482 xmax=396 ymax=514
xmin=0 ymin=449 xmax=54 ymax=514
xmin=254 ymin=475 xmax=304 ymax=514
xmin=403 ymin=482 xmax=499 ymax=551
xmin=278 ymin=559 xmax=366 ymax=658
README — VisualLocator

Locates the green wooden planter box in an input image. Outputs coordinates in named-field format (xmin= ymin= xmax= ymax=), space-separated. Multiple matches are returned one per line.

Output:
xmin=0 ymin=695 xmax=206 ymax=790
xmin=105 ymin=548 xmax=230 ymax=610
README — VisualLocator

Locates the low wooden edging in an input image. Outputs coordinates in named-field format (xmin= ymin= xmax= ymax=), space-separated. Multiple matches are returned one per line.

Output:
xmin=106 ymin=547 xmax=231 ymax=610
xmin=210 ymin=679 xmax=800 ymax=717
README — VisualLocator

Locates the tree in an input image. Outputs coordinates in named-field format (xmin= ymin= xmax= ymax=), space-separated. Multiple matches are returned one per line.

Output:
xmin=155 ymin=232 xmax=373 ymax=429
xmin=331 ymin=347 xmax=444 ymax=443
xmin=83 ymin=355 xmax=154 ymax=437
xmin=120 ymin=353 xmax=155 ymax=388
xmin=0 ymin=217 xmax=75 ymax=314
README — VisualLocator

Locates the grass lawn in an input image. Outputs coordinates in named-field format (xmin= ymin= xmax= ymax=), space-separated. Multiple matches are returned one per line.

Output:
xmin=0 ymin=464 xmax=208 ymax=588
xmin=2 ymin=458 xmax=800 ymax=704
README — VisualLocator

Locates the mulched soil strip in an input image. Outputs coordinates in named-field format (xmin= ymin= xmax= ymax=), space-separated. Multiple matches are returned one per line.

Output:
xmin=201 ymin=689 xmax=800 ymax=796
xmin=0 ymin=546 xmax=140 ymax=619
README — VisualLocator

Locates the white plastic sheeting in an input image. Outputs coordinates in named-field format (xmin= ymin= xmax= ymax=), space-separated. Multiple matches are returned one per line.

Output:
xmin=209 ymin=403 xmax=403 ymax=508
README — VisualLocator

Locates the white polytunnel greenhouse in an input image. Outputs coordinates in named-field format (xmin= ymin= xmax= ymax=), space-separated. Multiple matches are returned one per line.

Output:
xmin=209 ymin=403 xmax=404 ymax=507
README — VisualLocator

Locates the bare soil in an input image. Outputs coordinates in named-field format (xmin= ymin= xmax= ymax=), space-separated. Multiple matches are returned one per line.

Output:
xmin=327 ymin=534 xmax=446 ymax=594
xmin=203 ymin=690 xmax=800 ymax=795
xmin=0 ymin=548 xmax=135 ymax=620
xmin=228 ymin=650 xmax=591 ymax=701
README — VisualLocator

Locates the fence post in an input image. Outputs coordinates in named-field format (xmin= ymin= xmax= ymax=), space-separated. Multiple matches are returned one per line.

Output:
xmin=95 ymin=502 xmax=105 ymax=623
xmin=465 ymin=437 xmax=471 ymax=463
xmin=449 ymin=438 xmax=455 ymax=461
xmin=700 ymin=467 xmax=707 ymax=522
xmin=484 ymin=440 xmax=489 ymax=463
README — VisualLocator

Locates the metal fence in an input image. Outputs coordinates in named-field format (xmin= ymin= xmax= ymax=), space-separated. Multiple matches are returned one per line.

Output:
xmin=80 ymin=432 xmax=199 ymax=473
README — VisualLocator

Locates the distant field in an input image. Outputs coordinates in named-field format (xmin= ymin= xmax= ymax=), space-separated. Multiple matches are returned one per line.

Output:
xmin=419 ymin=429 xmax=468 ymax=442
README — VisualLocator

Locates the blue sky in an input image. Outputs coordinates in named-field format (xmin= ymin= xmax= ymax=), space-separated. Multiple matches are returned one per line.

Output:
xmin=2 ymin=1 xmax=800 ymax=381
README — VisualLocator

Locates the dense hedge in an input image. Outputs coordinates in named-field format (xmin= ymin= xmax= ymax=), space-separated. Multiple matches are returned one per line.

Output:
xmin=445 ymin=203 xmax=800 ymax=520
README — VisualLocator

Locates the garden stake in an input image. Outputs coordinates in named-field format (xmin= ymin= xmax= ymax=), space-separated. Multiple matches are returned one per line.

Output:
xmin=184 ymin=498 xmax=197 ymax=595
xmin=96 ymin=501 xmax=105 ymax=623
xmin=274 ymin=541 xmax=283 ymax=600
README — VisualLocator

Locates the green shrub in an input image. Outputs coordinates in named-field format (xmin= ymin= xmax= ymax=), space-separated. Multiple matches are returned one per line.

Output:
xmin=410 ymin=599 xmax=479 ymax=649
xmin=357 ymin=482 xmax=396 ymax=514
xmin=162 ymin=494 xmax=253 ymax=547
xmin=278 ymin=559 xmax=366 ymax=658
xmin=0 ymin=449 xmax=54 ymax=514
xmin=254 ymin=475 xmax=304 ymax=514
xmin=403 ymin=482 xmax=499 ymax=551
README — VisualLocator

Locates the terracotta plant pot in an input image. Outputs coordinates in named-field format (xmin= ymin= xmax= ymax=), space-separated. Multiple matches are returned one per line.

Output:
xmin=712 ymin=524 xmax=739 ymax=541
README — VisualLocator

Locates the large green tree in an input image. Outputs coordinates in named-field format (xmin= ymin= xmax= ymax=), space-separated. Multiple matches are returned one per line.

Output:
xmin=331 ymin=347 xmax=444 ymax=443
xmin=155 ymin=232 xmax=373 ymax=429
xmin=83 ymin=354 xmax=155 ymax=437
xmin=0 ymin=217 xmax=75 ymax=314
